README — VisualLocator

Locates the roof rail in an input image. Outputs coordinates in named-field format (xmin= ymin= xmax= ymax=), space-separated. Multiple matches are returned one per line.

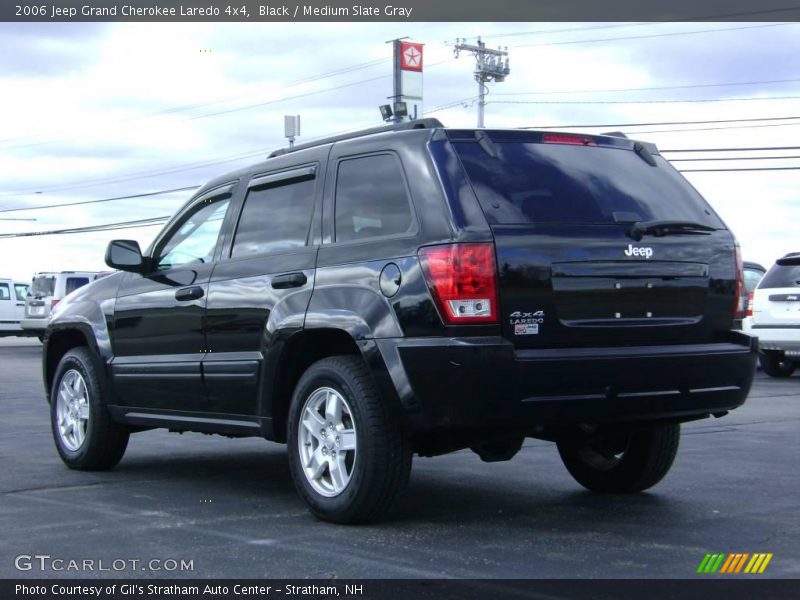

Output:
xmin=268 ymin=118 xmax=444 ymax=158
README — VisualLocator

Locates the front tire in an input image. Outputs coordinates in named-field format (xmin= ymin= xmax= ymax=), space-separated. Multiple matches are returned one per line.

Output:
xmin=759 ymin=351 xmax=796 ymax=378
xmin=287 ymin=356 xmax=412 ymax=524
xmin=50 ymin=347 xmax=129 ymax=470
xmin=557 ymin=423 xmax=680 ymax=494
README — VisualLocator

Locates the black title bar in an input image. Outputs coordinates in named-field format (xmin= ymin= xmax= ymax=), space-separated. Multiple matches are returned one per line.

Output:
xmin=3 ymin=0 xmax=800 ymax=22
xmin=4 ymin=579 xmax=800 ymax=600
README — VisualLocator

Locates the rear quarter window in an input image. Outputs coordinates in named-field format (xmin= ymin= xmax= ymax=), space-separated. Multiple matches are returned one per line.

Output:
xmin=65 ymin=277 xmax=90 ymax=295
xmin=334 ymin=154 xmax=414 ymax=242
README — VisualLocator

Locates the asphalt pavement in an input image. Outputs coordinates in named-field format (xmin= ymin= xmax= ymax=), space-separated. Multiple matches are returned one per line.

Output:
xmin=0 ymin=337 xmax=798 ymax=579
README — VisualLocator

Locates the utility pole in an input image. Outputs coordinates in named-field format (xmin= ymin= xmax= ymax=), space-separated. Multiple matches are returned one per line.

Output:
xmin=453 ymin=37 xmax=510 ymax=128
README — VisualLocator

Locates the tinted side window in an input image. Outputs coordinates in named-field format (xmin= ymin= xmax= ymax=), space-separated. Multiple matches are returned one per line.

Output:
xmin=0 ymin=283 xmax=9 ymax=301
xmin=335 ymin=154 xmax=413 ymax=242
xmin=157 ymin=199 xmax=230 ymax=270
xmin=65 ymin=277 xmax=89 ymax=295
xmin=231 ymin=177 xmax=315 ymax=258
xmin=14 ymin=284 xmax=28 ymax=300
xmin=759 ymin=265 xmax=800 ymax=289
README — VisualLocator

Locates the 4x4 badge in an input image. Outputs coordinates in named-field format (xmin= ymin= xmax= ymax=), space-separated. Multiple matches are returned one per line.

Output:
xmin=510 ymin=310 xmax=544 ymax=335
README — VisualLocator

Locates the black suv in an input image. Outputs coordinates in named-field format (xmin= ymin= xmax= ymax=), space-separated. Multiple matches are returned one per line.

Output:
xmin=44 ymin=119 xmax=757 ymax=523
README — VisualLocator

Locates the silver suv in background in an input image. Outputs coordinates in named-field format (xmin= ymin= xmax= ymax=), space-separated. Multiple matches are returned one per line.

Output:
xmin=21 ymin=272 xmax=102 ymax=340
xmin=746 ymin=253 xmax=800 ymax=377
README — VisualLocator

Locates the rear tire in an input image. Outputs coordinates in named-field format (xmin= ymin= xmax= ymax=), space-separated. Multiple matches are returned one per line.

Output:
xmin=759 ymin=351 xmax=796 ymax=378
xmin=50 ymin=347 xmax=129 ymax=470
xmin=287 ymin=356 xmax=412 ymax=524
xmin=557 ymin=423 xmax=680 ymax=494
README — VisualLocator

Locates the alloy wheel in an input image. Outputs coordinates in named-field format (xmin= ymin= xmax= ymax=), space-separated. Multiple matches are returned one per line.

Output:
xmin=56 ymin=369 xmax=90 ymax=452
xmin=297 ymin=387 xmax=357 ymax=497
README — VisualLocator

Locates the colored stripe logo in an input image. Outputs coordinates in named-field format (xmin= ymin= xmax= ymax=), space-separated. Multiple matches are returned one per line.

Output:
xmin=697 ymin=553 xmax=773 ymax=574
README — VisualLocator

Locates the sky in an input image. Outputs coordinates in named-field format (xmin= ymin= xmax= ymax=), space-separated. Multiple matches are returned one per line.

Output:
xmin=1 ymin=20 xmax=799 ymax=282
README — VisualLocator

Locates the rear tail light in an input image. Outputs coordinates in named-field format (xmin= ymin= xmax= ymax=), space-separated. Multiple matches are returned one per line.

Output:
xmin=745 ymin=292 xmax=754 ymax=318
xmin=51 ymin=299 xmax=60 ymax=310
xmin=418 ymin=243 xmax=498 ymax=325
xmin=733 ymin=244 xmax=745 ymax=320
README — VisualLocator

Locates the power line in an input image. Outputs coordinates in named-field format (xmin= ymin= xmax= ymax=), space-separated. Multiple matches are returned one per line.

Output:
xmin=680 ymin=167 xmax=800 ymax=173
xmin=0 ymin=148 xmax=268 ymax=198
xmin=526 ymin=115 xmax=800 ymax=129
xmin=490 ymin=95 xmax=800 ymax=106
xmin=0 ymin=216 xmax=171 ymax=239
xmin=0 ymin=57 xmax=393 ymax=148
xmin=510 ymin=23 xmax=796 ymax=49
xmin=670 ymin=155 xmax=800 ymax=162
xmin=627 ymin=122 xmax=800 ymax=135
xmin=4 ymin=163 xmax=798 ymax=239
xmin=427 ymin=96 xmax=481 ymax=113
xmin=495 ymin=77 xmax=800 ymax=97
xmin=0 ymin=186 xmax=199 ymax=214
xmin=662 ymin=146 xmax=800 ymax=153
xmin=446 ymin=23 xmax=651 ymax=43
xmin=0 ymin=57 xmax=457 ymax=152
xmin=447 ymin=8 xmax=800 ymax=43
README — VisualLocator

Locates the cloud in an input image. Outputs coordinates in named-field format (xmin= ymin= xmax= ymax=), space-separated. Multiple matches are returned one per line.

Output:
xmin=0 ymin=23 xmax=108 ymax=77
xmin=0 ymin=21 xmax=798 ymax=281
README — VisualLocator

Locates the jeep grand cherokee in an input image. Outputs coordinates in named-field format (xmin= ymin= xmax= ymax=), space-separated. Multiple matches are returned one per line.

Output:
xmin=43 ymin=119 xmax=756 ymax=523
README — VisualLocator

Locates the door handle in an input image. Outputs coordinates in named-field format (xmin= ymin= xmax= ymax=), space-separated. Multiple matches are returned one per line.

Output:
xmin=271 ymin=272 xmax=307 ymax=289
xmin=175 ymin=286 xmax=204 ymax=301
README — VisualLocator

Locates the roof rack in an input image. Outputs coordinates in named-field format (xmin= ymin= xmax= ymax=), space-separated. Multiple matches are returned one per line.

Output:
xmin=268 ymin=118 xmax=444 ymax=158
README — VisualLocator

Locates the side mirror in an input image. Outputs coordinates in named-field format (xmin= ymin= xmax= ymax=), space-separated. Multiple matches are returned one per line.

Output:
xmin=105 ymin=240 xmax=146 ymax=273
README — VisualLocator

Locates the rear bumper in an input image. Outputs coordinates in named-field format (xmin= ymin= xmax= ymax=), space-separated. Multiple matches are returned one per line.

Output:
xmin=20 ymin=318 xmax=47 ymax=331
xmin=748 ymin=324 xmax=800 ymax=353
xmin=378 ymin=332 xmax=757 ymax=430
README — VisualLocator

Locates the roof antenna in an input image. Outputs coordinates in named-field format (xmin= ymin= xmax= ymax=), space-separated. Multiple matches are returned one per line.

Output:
xmin=284 ymin=115 xmax=301 ymax=150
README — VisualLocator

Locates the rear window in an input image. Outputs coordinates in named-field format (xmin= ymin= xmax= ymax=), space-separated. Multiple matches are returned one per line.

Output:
xmin=31 ymin=276 xmax=55 ymax=297
xmin=452 ymin=140 xmax=724 ymax=227
xmin=759 ymin=264 xmax=800 ymax=289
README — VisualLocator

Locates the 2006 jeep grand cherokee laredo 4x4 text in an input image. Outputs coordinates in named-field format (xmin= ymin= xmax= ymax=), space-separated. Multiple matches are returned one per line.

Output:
xmin=43 ymin=119 xmax=756 ymax=523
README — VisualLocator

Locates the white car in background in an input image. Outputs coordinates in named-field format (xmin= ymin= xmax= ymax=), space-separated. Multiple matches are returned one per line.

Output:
xmin=746 ymin=252 xmax=800 ymax=378
xmin=0 ymin=279 xmax=30 ymax=337
xmin=21 ymin=272 xmax=102 ymax=340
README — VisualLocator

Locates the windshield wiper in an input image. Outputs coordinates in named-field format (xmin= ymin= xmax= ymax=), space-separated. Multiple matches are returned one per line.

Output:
xmin=627 ymin=220 xmax=716 ymax=241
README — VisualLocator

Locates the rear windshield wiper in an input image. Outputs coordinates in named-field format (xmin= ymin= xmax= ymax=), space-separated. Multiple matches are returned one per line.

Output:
xmin=627 ymin=220 xmax=716 ymax=241
xmin=474 ymin=130 xmax=499 ymax=158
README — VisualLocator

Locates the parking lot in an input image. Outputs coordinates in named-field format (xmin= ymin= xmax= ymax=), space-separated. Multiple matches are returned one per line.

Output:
xmin=0 ymin=336 xmax=798 ymax=579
